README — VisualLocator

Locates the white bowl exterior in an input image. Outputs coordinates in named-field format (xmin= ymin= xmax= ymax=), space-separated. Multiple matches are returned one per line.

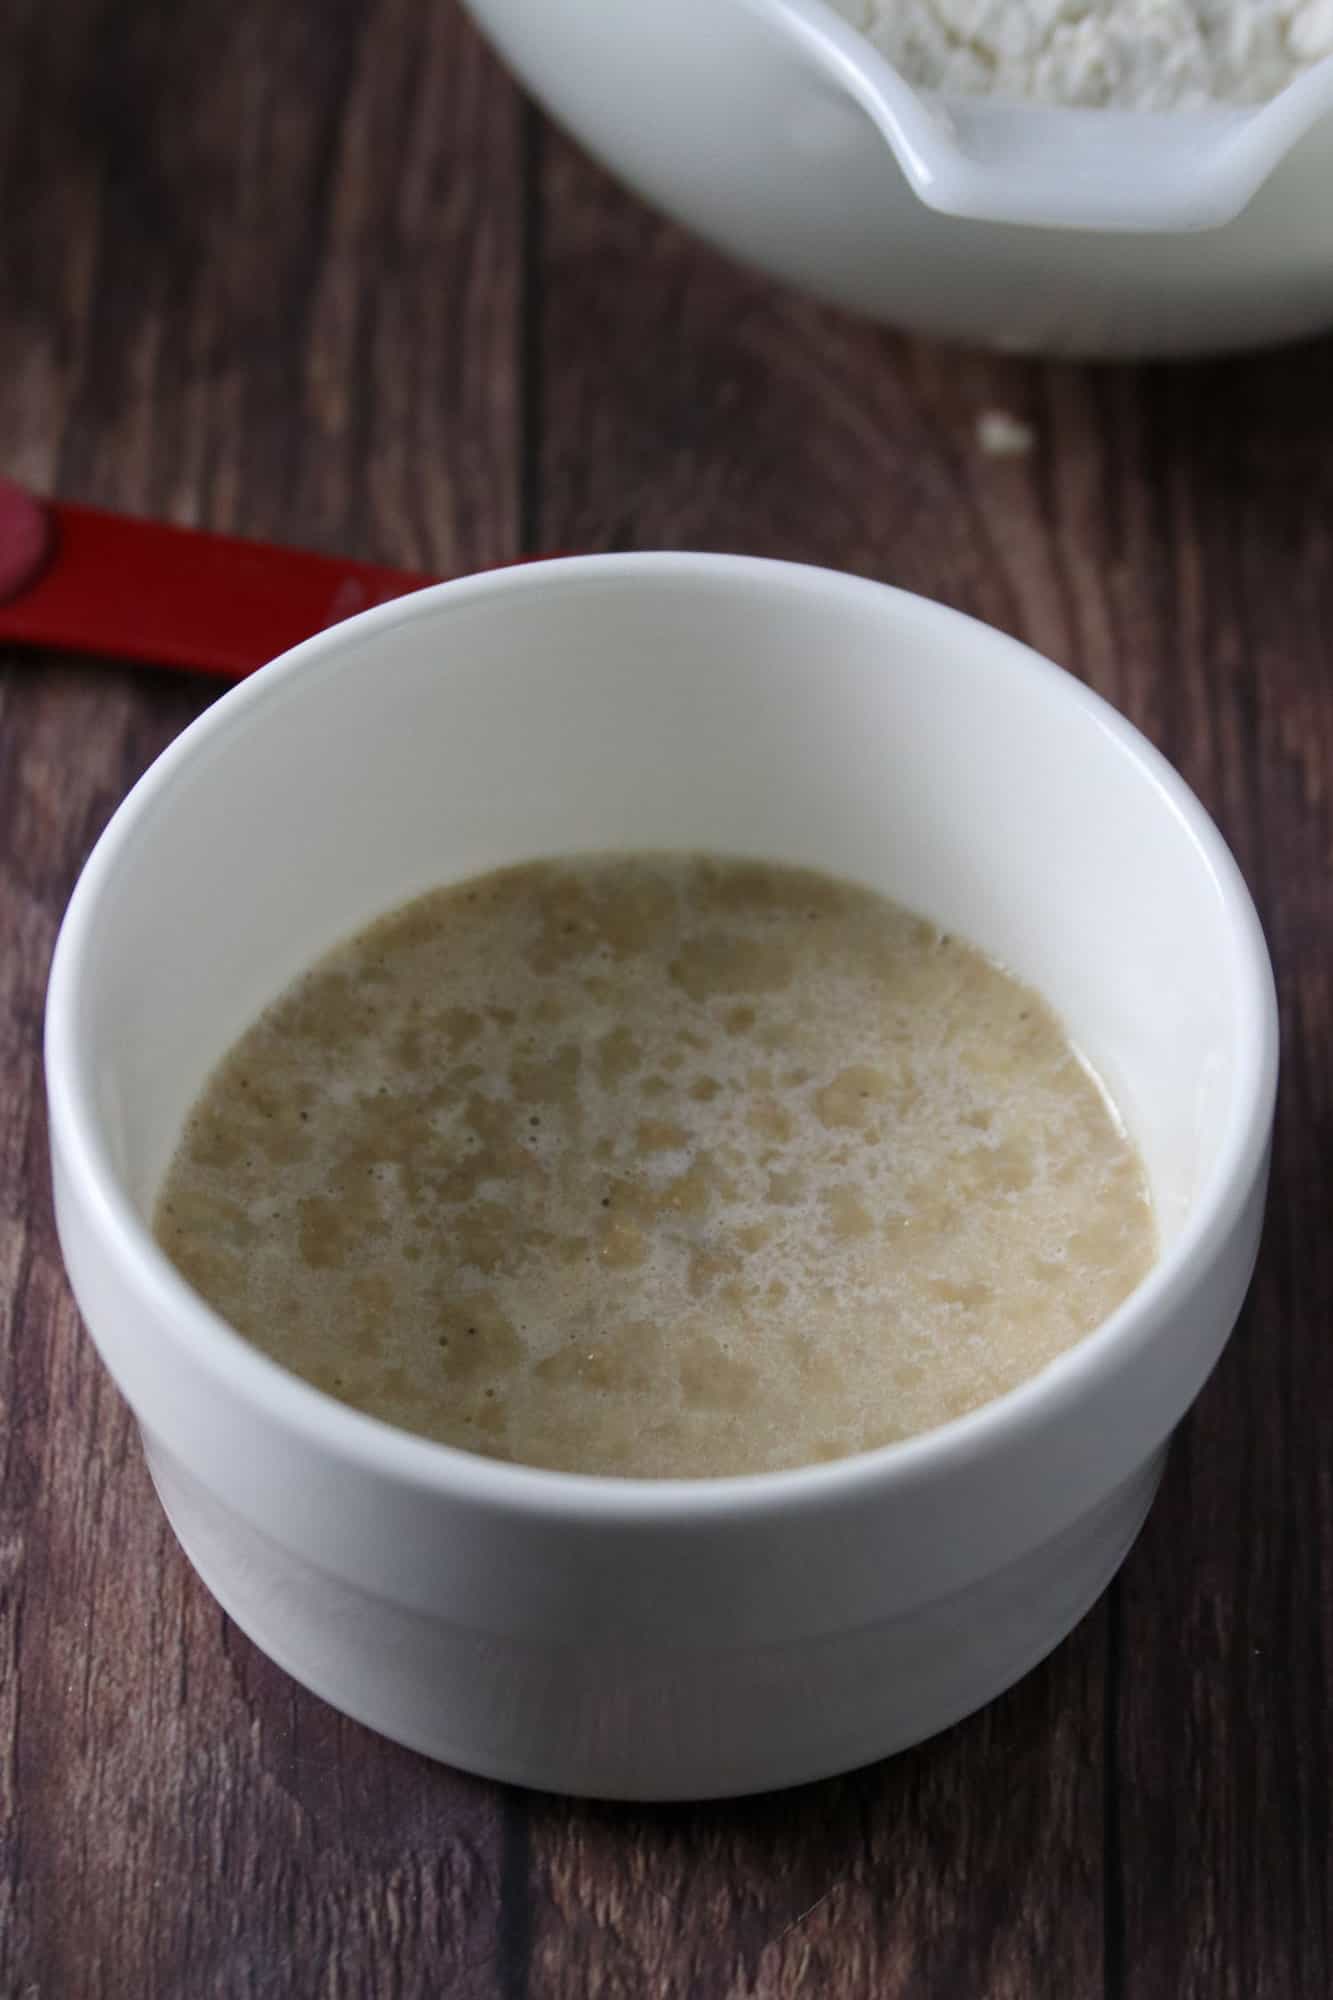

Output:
xmin=46 ymin=555 xmax=1277 ymax=1795
xmin=142 ymin=1431 xmax=1166 ymax=1797
xmin=462 ymin=0 xmax=1333 ymax=356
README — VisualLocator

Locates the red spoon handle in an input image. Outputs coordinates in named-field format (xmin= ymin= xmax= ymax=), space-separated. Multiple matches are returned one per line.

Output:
xmin=0 ymin=484 xmax=439 ymax=679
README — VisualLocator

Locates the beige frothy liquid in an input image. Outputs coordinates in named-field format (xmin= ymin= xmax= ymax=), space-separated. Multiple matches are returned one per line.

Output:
xmin=154 ymin=856 xmax=1156 ymax=1477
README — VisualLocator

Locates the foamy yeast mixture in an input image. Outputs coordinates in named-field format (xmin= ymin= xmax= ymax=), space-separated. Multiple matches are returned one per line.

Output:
xmin=154 ymin=856 xmax=1156 ymax=1477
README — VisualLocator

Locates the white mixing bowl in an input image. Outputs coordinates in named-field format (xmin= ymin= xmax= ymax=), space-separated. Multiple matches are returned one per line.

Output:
xmin=46 ymin=555 xmax=1277 ymax=1797
xmin=463 ymin=0 xmax=1333 ymax=356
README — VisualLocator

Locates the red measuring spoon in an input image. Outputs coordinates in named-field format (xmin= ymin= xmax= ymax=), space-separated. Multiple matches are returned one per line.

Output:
xmin=0 ymin=476 xmax=444 ymax=680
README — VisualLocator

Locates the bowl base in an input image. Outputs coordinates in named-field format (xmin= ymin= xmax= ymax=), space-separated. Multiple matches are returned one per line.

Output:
xmin=144 ymin=1431 xmax=1165 ymax=1800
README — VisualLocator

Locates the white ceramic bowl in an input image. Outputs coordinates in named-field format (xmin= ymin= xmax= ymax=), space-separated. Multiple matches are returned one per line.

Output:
xmin=462 ymin=0 xmax=1333 ymax=357
xmin=46 ymin=555 xmax=1277 ymax=1798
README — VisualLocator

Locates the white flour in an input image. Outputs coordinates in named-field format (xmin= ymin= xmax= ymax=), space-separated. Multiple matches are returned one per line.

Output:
xmin=828 ymin=0 xmax=1333 ymax=107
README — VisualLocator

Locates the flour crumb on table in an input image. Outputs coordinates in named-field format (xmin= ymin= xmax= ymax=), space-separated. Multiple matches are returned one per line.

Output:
xmin=828 ymin=0 xmax=1333 ymax=108
xmin=977 ymin=410 xmax=1036 ymax=457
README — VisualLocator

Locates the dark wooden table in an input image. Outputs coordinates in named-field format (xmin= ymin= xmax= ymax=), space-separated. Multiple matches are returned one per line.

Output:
xmin=3 ymin=3 xmax=1330 ymax=1993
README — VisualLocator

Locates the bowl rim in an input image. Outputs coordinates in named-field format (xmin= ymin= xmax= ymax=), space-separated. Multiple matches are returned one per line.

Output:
xmin=44 ymin=551 xmax=1279 ymax=1524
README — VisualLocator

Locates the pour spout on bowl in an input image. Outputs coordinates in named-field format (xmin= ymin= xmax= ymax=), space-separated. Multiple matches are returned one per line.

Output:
xmin=745 ymin=0 xmax=1333 ymax=232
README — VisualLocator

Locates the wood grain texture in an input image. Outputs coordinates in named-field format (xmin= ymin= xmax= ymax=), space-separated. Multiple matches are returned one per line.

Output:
xmin=1 ymin=2 xmax=523 ymax=1995
xmin=1105 ymin=358 xmax=1333 ymax=2000
xmin=3 ymin=1 xmax=1331 ymax=1994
